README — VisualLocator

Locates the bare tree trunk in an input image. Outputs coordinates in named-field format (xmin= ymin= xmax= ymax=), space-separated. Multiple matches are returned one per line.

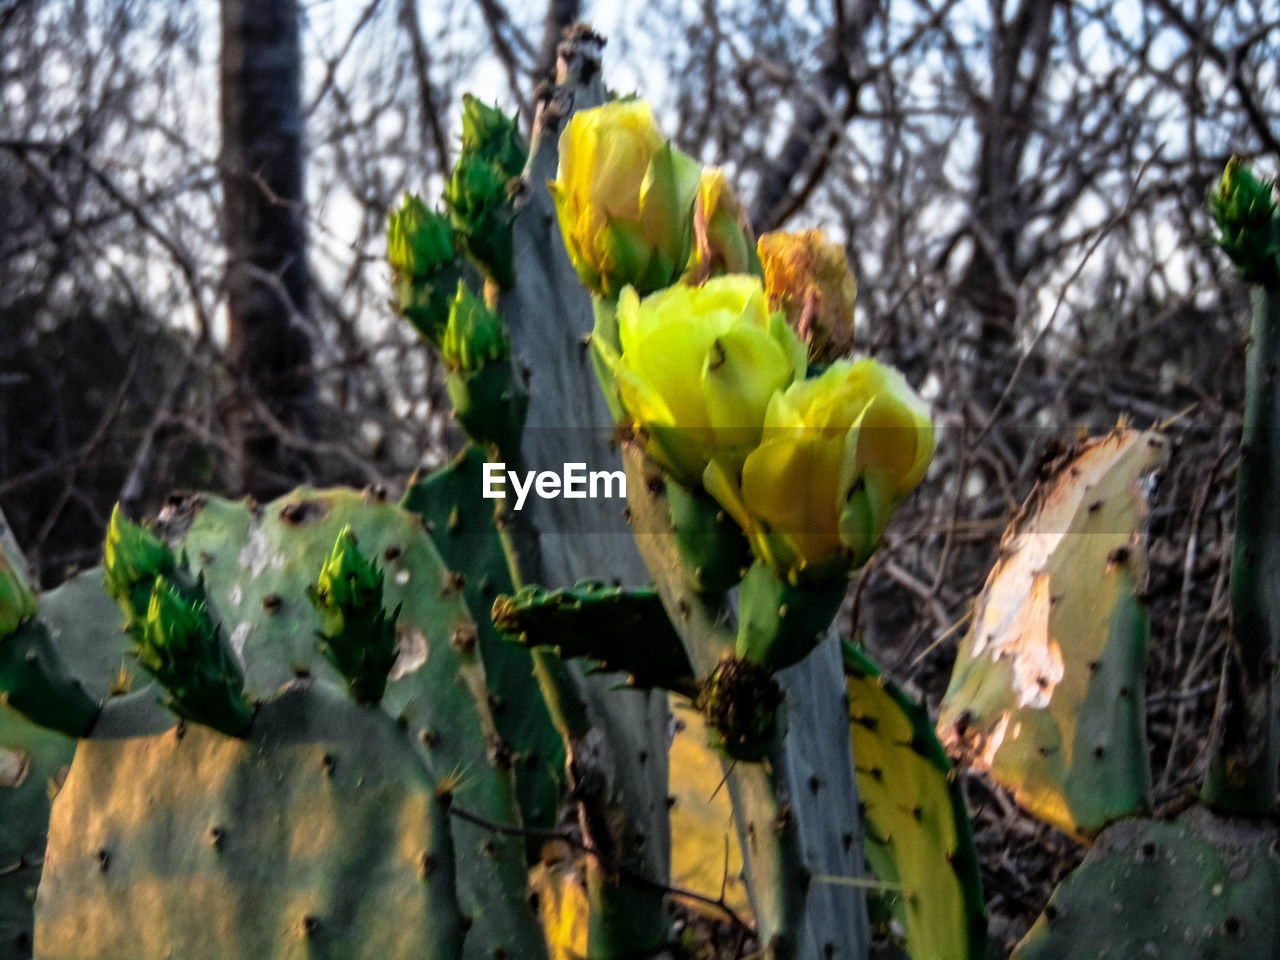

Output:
xmin=959 ymin=0 xmax=1057 ymax=342
xmin=220 ymin=0 xmax=316 ymax=497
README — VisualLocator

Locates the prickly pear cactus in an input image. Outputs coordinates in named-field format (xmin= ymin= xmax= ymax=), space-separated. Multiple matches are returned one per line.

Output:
xmin=25 ymin=489 xmax=549 ymax=960
xmin=623 ymin=448 xmax=870 ymax=958
xmin=844 ymin=643 xmax=985 ymax=960
xmin=174 ymin=487 xmax=546 ymax=959
xmin=494 ymin=46 xmax=677 ymax=959
xmin=1013 ymin=807 xmax=1280 ymax=959
xmin=36 ymin=568 xmax=148 ymax=703
xmin=938 ymin=428 xmax=1169 ymax=838
xmin=36 ymin=683 xmax=464 ymax=960
xmin=1204 ymin=160 xmax=1280 ymax=812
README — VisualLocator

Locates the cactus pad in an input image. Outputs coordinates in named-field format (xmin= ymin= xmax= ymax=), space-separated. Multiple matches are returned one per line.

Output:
xmin=157 ymin=487 xmax=547 ymax=959
xmin=1014 ymin=806 xmax=1280 ymax=959
xmin=403 ymin=445 xmax=565 ymax=842
xmin=0 ymin=706 xmax=74 ymax=958
xmin=36 ymin=683 xmax=464 ymax=960
xmin=0 ymin=536 xmax=123 ymax=737
xmin=844 ymin=643 xmax=985 ymax=960
xmin=667 ymin=695 xmax=752 ymax=919
xmin=938 ymin=428 xmax=1169 ymax=838
xmin=492 ymin=581 xmax=696 ymax=695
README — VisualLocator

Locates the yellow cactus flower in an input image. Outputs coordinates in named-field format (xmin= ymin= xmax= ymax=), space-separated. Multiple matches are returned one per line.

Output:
xmin=615 ymin=275 xmax=806 ymax=488
xmin=704 ymin=358 xmax=933 ymax=581
xmin=549 ymin=100 xmax=703 ymax=299
xmin=758 ymin=229 xmax=857 ymax=363
xmin=682 ymin=167 xmax=761 ymax=284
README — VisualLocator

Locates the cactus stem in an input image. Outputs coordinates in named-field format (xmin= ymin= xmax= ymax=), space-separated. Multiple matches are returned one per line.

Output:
xmin=1204 ymin=283 xmax=1280 ymax=812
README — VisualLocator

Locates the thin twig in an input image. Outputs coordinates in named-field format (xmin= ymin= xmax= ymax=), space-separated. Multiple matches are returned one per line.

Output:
xmin=447 ymin=802 xmax=752 ymax=934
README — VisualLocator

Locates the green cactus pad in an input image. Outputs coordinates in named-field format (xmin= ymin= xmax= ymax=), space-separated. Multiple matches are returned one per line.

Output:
xmin=844 ymin=643 xmax=986 ymax=960
xmin=0 ymin=616 xmax=99 ymax=739
xmin=35 ymin=682 xmax=464 ymax=960
xmin=938 ymin=428 xmax=1169 ymax=839
xmin=1013 ymin=806 xmax=1280 ymax=959
xmin=1203 ymin=280 xmax=1280 ymax=813
xmin=492 ymin=581 xmax=696 ymax=696
xmin=402 ymin=444 xmax=565 ymax=845
xmin=445 ymin=363 xmax=529 ymax=461
xmin=172 ymin=487 xmax=546 ymax=958
xmin=0 ymin=566 xmax=153 ymax=957
xmin=0 ymin=518 xmax=101 ymax=736
xmin=0 ymin=705 xmax=75 ymax=959
xmin=37 ymin=568 xmax=148 ymax=704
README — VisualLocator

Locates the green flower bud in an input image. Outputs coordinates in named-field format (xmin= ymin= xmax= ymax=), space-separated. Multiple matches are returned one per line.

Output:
xmin=437 ymin=283 xmax=527 ymax=456
xmin=459 ymin=94 xmax=526 ymax=179
xmin=140 ymin=576 xmax=253 ymax=736
xmin=444 ymin=96 xmax=527 ymax=289
xmin=388 ymin=193 xmax=455 ymax=279
xmin=103 ymin=503 xmax=176 ymax=626
xmin=388 ymin=193 xmax=461 ymax=345
xmin=1210 ymin=158 xmax=1280 ymax=286
xmin=0 ymin=547 xmax=37 ymax=638
xmin=440 ymin=282 xmax=511 ymax=374
xmin=307 ymin=526 xmax=399 ymax=704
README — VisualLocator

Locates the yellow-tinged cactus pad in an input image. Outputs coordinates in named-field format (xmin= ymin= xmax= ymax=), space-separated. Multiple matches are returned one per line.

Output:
xmin=529 ymin=862 xmax=590 ymax=960
xmin=35 ymin=684 xmax=463 ymax=960
xmin=845 ymin=644 xmax=984 ymax=960
xmin=938 ymin=428 xmax=1170 ymax=839
xmin=668 ymin=696 xmax=751 ymax=920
